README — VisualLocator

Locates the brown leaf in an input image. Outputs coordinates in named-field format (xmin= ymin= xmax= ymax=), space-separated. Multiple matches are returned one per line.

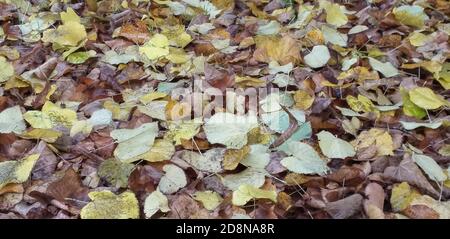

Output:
xmin=325 ymin=194 xmax=363 ymax=219
xmin=383 ymin=156 xmax=440 ymax=199
xmin=46 ymin=168 xmax=89 ymax=203
xmin=403 ymin=204 xmax=440 ymax=219
xmin=118 ymin=20 xmax=150 ymax=44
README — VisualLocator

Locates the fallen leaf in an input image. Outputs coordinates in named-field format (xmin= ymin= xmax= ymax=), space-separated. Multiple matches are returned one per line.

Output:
xmin=390 ymin=182 xmax=421 ymax=212
xmin=317 ymin=131 xmax=355 ymax=159
xmin=368 ymin=57 xmax=399 ymax=78
xmin=144 ymin=190 xmax=170 ymax=218
xmin=232 ymin=184 xmax=277 ymax=206
xmin=393 ymin=5 xmax=428 ymax=28
xmin=408 ymin=87 xmax=448 ymax=110
xmin=325 ymin=194 xmax=363 ymax=219
xmin=158 ymin=164 xmax=187 ymax=194
xmin=80 ymin=191 xmax=139 ymax=219
xmin=0 ymin=106 xmax=26 ymax=134
xmin=280 ymin=141 xmax=329 ymax=175
xmin=412 ymin=153 xmax=447 ymax=182
xmin=193 ymin=190 xmax=223 ymax=210
xmin=98 ymin=158 xmax=135 ymax=188
xmin=204 ymin=112 xmax=258 ymax=149
xmin=110 ymin=122 xmax=158 ymax=162
xmin=0 ymin=154 xmax=40 ymax=190
xmin=304 ymin=45 xmax=330 ymax=68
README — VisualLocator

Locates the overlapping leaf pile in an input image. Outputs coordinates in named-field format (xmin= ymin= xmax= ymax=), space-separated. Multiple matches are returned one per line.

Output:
xmin=0 ymin=0 xmax=449 ymax=219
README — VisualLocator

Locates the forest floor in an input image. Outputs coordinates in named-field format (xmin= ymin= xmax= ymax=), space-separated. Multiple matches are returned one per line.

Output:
xmin=0 ymin=0 xmax=449 ymax=219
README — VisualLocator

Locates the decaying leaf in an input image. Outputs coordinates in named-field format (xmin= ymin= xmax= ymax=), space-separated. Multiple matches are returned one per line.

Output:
xmin=80 ymin=191 xmax=139 ymax=219
xmin=0 ymin=154 xmax=40 ymax=190
xmin=98 ymin=159 xmax=135 ymax=188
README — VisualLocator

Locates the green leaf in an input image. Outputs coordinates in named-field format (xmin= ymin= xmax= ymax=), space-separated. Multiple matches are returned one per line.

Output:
xmin=400 ymin=121 xmax=442 ymax=130
xmin=110 ymin=122 xmax=159 ymax=162
xmin=368 ymin=57 xmax=399 ymax=77
xmin=317 ymin=131 xmax=355 ymax=159
xmin=401 ymin=88 xmax=426 ymax=119
xmin=257 ymin=20 xmax=281 ymax=35
xmin=409 ymin=87 xmax=448 ymax=110
xmin=240 ymin=144 xmax=271 ymax=169
xmin=280 ymin=141 xmax=329 ymax=175
xmin=412 ymin=153 xmax=447 ymax=182
xmin=66 ymin=50 xmax=96 ymax=64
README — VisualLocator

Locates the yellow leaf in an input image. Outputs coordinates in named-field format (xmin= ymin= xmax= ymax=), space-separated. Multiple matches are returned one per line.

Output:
xmin=390 ymin=182 xmax=421 ymax=212
xmin=194 ymin=191 xmax=223 ymax=210
xmin=103 ymin=100 xmax=133 ymax=120
xmin=435 ymin=63 xmax=450 ymax=90
xmin=165 ymin=119 xmax=202 ymax=145
xmin=337 ymin=66 xmax=380 ymax=81
xmin=409 ymin=87 xmax=447 ymax=110
xmin=70 ymin=120 xmax=93 ymax=136
xmin=42 ymin=21 xmax=87 ymax=47
xmin=42 ymin=101 xmax=78 ymax=128
xmin=346 ymin=95 xmax=376 ymax=113
xmin=235 ymin=75 xmax=266 ymax=88
xmin=4 ymin=77 xmax=30 ymax=90
xmin=20 ymin=128 xmax=62 ymax=143
xmin=60 ymin=7 xmax=81 ymax=24
xmin=0 ymin=154 xmax=40 ymax=190
xmin=134 ymin=139 xmax=175 ymax=162
xmin=150 ymin=33 xmax=169 ymax=48
xmin=320 ymin=0 xmax=348 ymax=27
xmin=232 ymin=184 xmax=277 ymax=206
xmin=23 ymin=111 xmax=53 ymax=129
xmin=0 ymin=56 xmax=14 ymax=83
xmin=352 ymin=128 xmax=394 ymax=156
xmin=293 ymin=90 xmax=315 ymax=110
xmin=253 ymin=35 xmax=301 ymax=65
xmin=166 ymin=47 xmax=190 ymax=64
xmin=408 ymin=32 xmax=430 ymax=47
xmin=393 ymin=5 xmax=428 ymax=28
xmin=80 ymin=191 xmax=139 ymax=219
xmin=305 ymin=29 xmax=324 ymax=45
xmin=223 ymin=145 xmax=250 ymax=170
xmin=139 ymin=92 xmax=167 ymax=104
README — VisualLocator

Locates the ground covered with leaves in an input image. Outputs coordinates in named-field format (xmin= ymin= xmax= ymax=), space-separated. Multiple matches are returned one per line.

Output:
xmin=0 ymin=0 xmax=449 ymax=219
